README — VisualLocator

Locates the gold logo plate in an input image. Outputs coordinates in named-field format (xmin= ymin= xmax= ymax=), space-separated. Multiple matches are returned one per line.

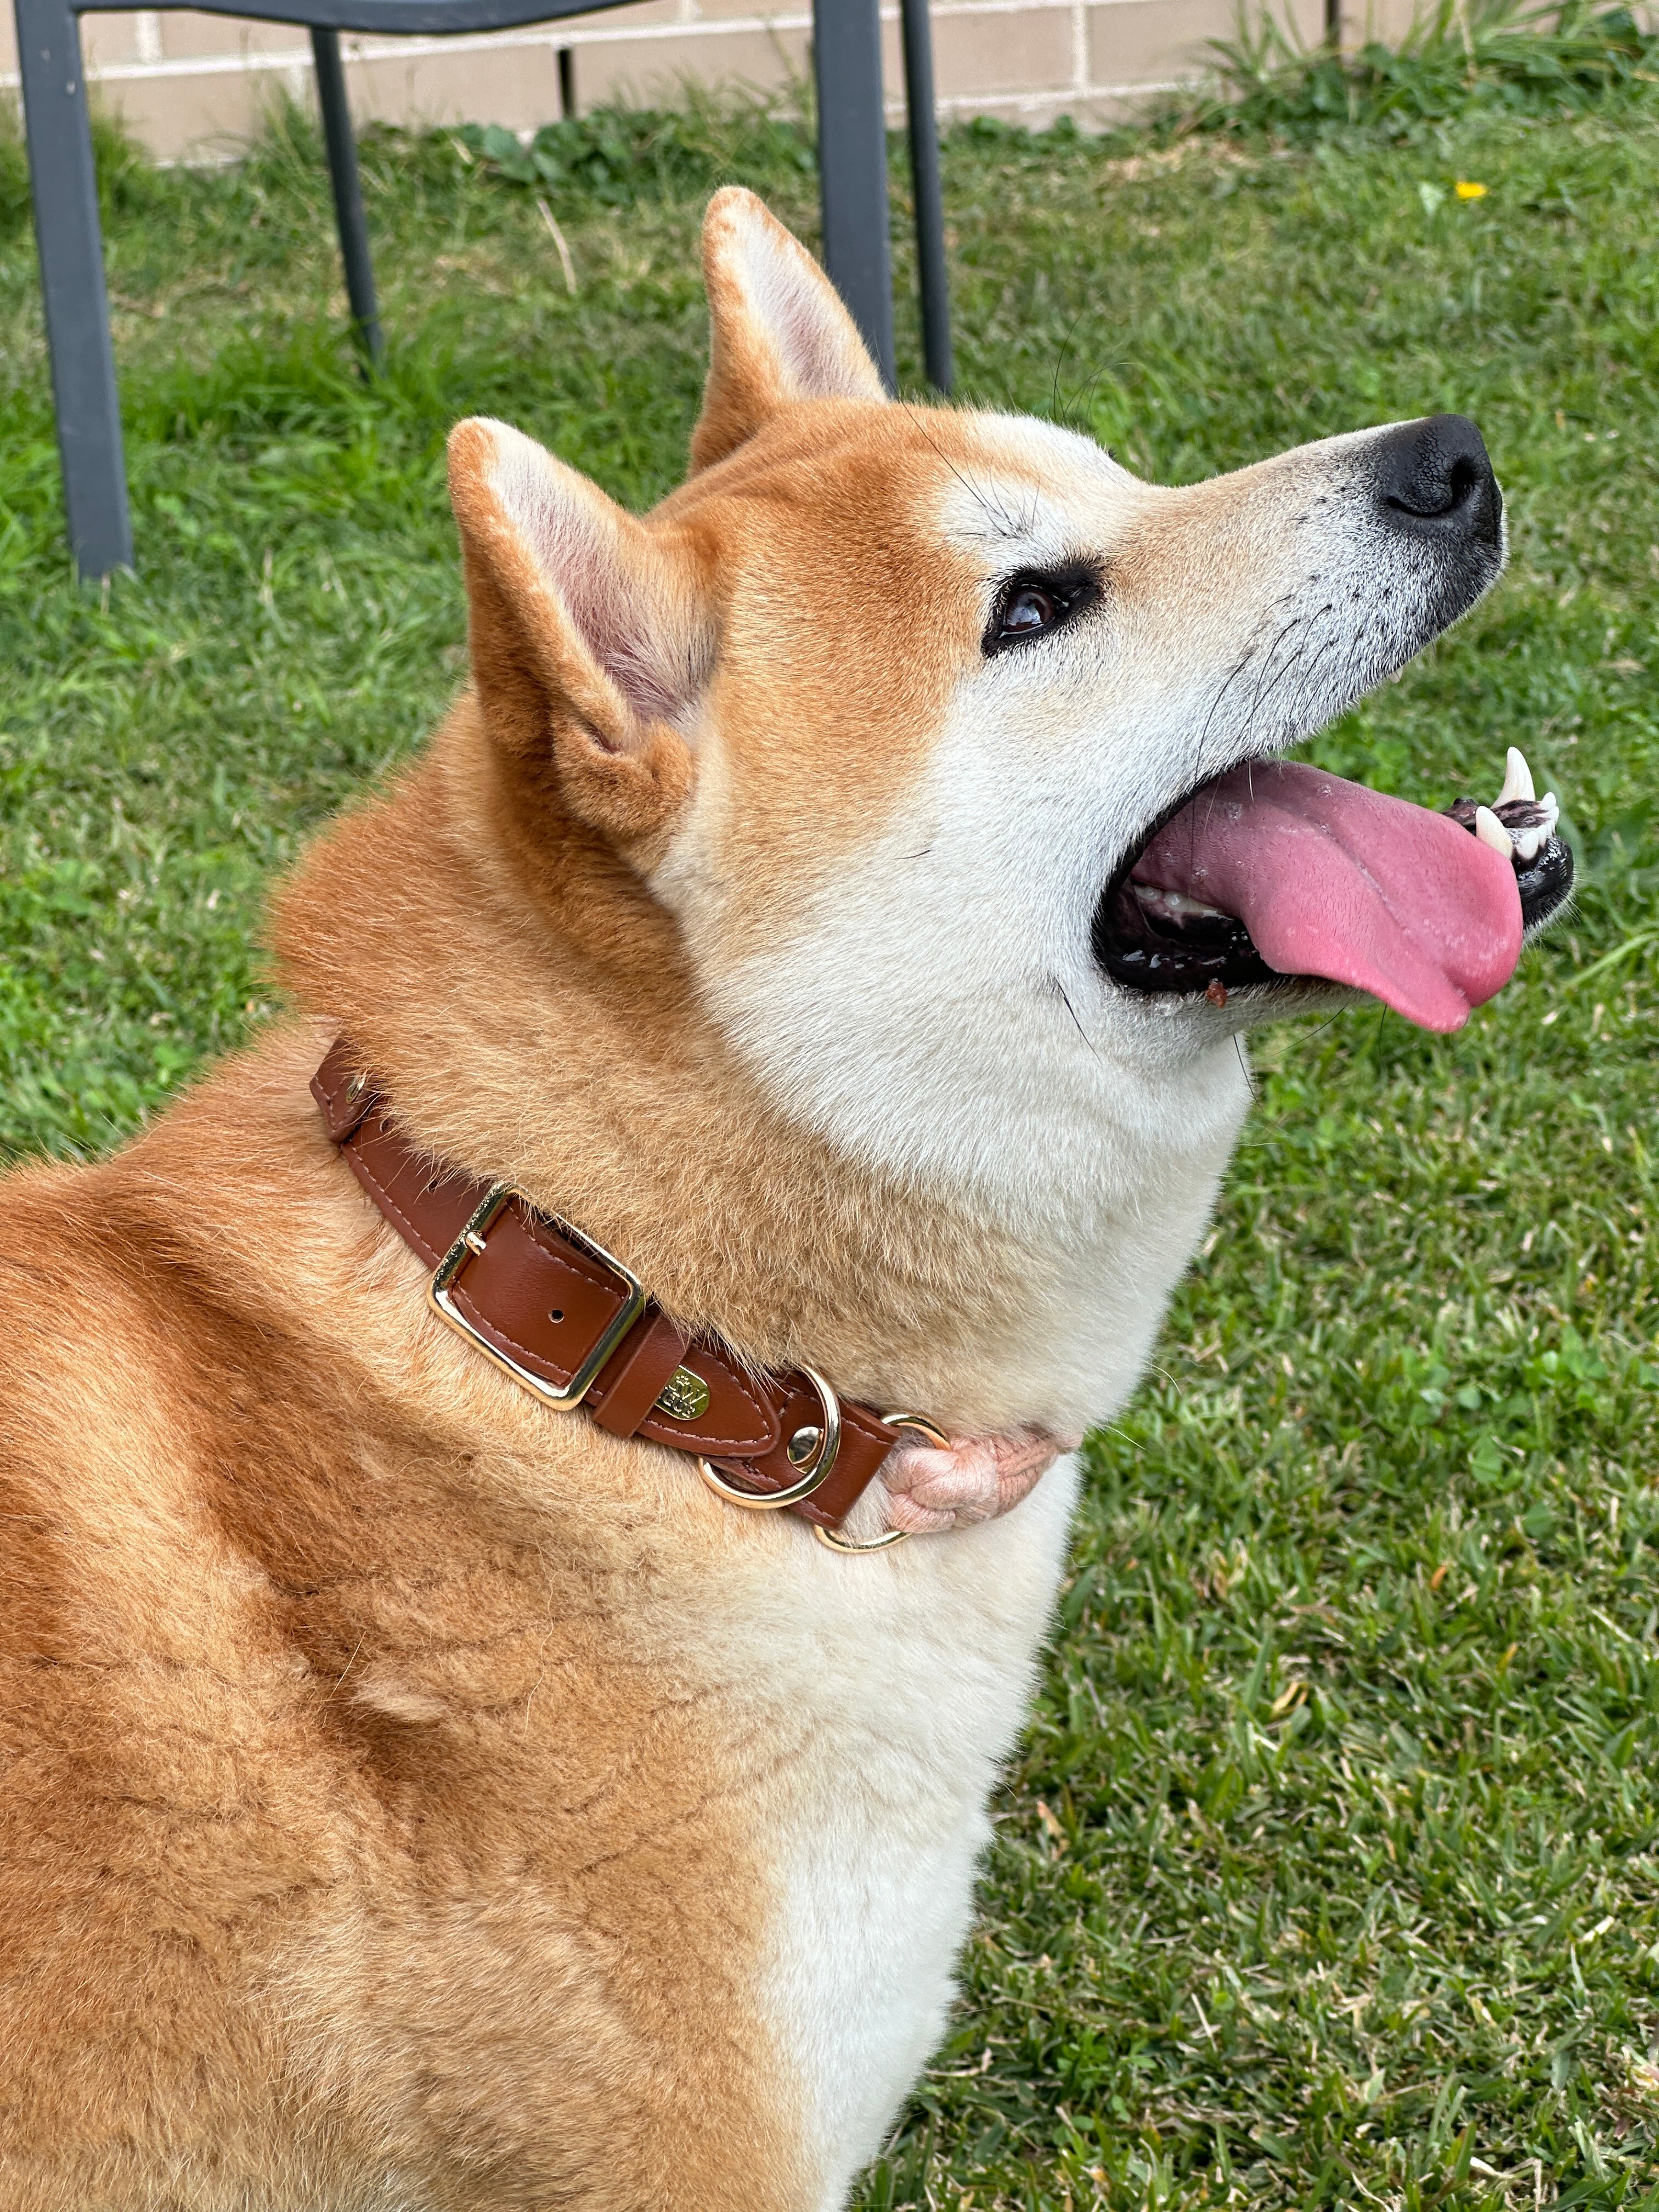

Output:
xmin=655 ymin=1366 xmax=711 ymax=1422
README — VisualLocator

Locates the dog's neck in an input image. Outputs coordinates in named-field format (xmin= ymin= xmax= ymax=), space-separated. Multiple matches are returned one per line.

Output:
xmin=273 ymin=697 xmax=1237 ymax=1435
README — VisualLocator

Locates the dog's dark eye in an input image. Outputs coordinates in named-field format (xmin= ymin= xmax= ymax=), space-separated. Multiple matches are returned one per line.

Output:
xmin=1003 ymin=586 xmax=1056 ymax=636
xmin=984 ymin=565 xmax=1100 ymax=656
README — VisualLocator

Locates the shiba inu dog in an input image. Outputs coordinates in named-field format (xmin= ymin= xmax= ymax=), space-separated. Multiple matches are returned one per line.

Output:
xmin=0 ymin=188 xmax=1569 ymax=2210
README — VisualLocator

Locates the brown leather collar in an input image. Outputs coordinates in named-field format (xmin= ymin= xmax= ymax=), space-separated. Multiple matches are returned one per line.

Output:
xmin=312 ymin=1040 xmax=909 ymax=1533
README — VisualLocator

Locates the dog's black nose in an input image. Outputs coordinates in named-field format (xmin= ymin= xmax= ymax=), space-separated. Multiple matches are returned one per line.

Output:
xmin=1373 ymin=414 xmax=1502 ymax=550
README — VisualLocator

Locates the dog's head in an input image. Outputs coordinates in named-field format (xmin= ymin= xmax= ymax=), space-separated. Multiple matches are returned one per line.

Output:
xmin=444 ymin=189 xmax=1553 ymax=1210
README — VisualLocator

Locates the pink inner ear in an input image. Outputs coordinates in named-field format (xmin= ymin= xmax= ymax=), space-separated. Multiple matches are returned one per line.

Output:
xmin=744 ymin=250 xmax=858 ymax=397
xmin=489 ymin=437 xmax=702 ymax=727
xmin=726 ymin=219 xmax=885 ymax=405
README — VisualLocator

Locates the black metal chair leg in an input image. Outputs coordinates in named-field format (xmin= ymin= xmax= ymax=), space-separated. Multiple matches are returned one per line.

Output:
xmin=899 ymin=0 xmax=952 ymax=394
xmin=311 ymin=26 xmax=383 ymax=364
xmin=811 ymin=0 xmax=895 ymax=392
xmin=15 ymin=0 xmax=132 ymax=578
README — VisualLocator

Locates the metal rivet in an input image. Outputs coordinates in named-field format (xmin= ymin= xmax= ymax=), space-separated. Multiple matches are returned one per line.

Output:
xmin=786 ymin=1425 xmax=821 ymax=1466
xmin=346 ymin=1071 xmax=368 ymax=1099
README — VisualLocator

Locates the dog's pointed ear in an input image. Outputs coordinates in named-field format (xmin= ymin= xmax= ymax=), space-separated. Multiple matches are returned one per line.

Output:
xmin=690 ymin=186 xmax=888 ymax=474
xmin=447 ymin=416 xmax=707 ymax=848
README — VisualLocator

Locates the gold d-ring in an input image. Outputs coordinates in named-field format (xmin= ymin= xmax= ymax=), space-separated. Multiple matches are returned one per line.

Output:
xmin=698 ymin=1365 xmax=842 ymax=1511
xmin=812 ymin=1410 xmax=950 ymax=1554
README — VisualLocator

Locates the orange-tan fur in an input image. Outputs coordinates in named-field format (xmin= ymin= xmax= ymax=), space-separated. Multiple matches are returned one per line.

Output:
xmin=1 ymin=189 xmax=1463 ymax=2209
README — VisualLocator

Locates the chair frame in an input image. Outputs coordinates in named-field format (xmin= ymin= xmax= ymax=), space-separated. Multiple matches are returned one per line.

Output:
xmin=13 ymin=0 xmax=951 ymax=579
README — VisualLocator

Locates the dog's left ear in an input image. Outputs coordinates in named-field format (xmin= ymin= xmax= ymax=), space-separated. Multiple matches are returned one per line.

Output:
xmin=690 ymin=186 xmax=888 ymax=473
xmin=448 ymin=416 xmax=707 ymax=849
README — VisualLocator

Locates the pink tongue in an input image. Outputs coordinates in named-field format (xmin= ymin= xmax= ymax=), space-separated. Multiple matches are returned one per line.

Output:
xmin=1132 ymin=760 xmax=1522 ymax=1031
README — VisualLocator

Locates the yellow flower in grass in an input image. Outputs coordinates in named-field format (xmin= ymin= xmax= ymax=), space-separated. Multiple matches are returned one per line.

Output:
xmin=1455 ymin=180 xmax=1488 ymax=200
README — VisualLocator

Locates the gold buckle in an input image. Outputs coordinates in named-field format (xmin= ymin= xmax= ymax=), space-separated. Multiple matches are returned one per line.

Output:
xmin=698 ymin=1364 xmax=842 ymax=1511
xmin=428 ymin=1183 xmax=645 ymax=1413
xmin=811 ymin=1412 xmax=947 ymax=1553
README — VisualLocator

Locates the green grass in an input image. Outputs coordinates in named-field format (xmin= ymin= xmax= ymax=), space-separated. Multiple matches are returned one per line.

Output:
xmin=1181 ymin=0 xmax=1659 ymax=140
xmin=2 ymin=64 xmax=1657 ymax=2212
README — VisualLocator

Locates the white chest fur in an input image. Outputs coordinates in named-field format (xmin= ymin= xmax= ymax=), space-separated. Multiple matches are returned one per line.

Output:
xmin=750 ymin=1459 xmax=1081 ymax=2209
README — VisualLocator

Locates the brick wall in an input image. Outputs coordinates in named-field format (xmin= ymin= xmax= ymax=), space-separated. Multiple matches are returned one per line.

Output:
xmin=1 ymin=0 xmax=1340 ymax=164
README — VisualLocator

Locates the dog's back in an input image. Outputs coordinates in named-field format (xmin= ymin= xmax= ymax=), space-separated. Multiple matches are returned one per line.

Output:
xmin=0 ymin=1130 xmax=337 ymax=2200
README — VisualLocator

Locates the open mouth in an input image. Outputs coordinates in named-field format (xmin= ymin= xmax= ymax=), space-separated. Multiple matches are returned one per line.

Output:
xmin=1092 ymin=746 xmax=1573 ymax=1032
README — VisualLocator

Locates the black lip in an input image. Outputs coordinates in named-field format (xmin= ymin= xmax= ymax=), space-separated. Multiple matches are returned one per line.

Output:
xmin=1092 ymin=882 xmax=1278 ymax=996
xmin=1515 ymin=838 xmax=1575 ymax=931
xmin=1443 ymin=796 xmax=1575 ymax=935
xmin=1091 ymin=778 xmax=1576 ymax=1001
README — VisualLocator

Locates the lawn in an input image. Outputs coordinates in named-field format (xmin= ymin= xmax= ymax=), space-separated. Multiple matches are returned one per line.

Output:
xmin=1 ymin=44 xmax=1657 ymax=2212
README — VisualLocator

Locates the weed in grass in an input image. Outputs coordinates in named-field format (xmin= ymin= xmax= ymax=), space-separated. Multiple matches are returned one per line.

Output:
xmin=1 ymin=66 xmax=1656 ymax=2212
xmin=446 ymin=88 xmax=817 ymax=204
xmin=1177 ymin=0 xmax=1659 ymax=143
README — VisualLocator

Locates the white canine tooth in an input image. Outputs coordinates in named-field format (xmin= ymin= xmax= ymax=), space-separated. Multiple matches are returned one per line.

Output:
xmin=1541 ymin=791 xmax=1559 ymax=826
xmin=1513 ymin=826 xmax=1545 ymax=863
xmin=1498 ymin=747 xmax=1536 ymax=807
xmin=1474 ymin=805 xmax=1515 ymax=859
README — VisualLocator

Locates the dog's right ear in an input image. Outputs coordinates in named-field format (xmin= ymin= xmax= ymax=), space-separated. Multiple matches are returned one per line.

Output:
xmin=447 ymin=417 xmax=708 ymax=850
xmin=690 ymin=186 xmax=888 ymax=473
